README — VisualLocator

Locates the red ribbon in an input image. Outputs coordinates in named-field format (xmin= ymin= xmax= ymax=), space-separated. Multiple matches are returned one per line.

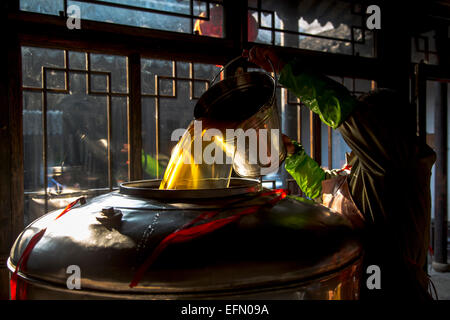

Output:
xmin=129 ymin=189 xmax=287 ymax=288
xmin=10 ymin=197 xmax=85 ymax=300
xmin=337 ymin=164 xmax=352 ymax=174
xmin=10 ymin=229 xmax=47 ymax=300
xmin=54 ymin=197 xmax=85 ymax=220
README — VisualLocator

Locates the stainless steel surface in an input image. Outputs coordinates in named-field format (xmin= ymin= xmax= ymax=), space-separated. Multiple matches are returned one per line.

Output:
xmin=120 ymin=178 xmax=262 ymax=199
xmin=195 ymin=69 xmax=286 ymax=177
xmin=194 ymin=72 xmax=274 ymax=122
xmin=209 ymin=56 xmax=277 ymax=101
xmin=7 ymin=257 xmax=362 ymax=300
xmin=233 ymin=102 xmax=286 ymax=177
xmin=9 ymin=179 xmax=362 ymax=299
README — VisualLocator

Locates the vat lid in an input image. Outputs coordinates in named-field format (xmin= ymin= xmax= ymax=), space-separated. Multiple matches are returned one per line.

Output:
xmin=120 ymin=178 xmax=262 ymax=200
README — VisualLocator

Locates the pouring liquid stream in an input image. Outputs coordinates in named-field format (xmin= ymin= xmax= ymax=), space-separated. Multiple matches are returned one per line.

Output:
xmin=159 ymin=119 xmax=238 ymax=190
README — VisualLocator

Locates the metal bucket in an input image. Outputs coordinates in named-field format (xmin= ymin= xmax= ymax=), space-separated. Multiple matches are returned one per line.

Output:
xmin=194 ymin=57 xmax=286 ymax=177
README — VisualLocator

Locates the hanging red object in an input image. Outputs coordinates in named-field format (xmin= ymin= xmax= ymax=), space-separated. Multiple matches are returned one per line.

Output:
xmin=194 ymin=6 xmax=258 ymax=42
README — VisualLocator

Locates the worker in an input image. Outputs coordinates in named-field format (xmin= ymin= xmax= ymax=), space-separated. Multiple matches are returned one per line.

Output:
xmin=248 ymin=46 xmax=437 ymax=300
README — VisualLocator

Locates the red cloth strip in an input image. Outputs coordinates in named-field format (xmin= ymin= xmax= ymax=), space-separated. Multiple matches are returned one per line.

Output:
xmin=176 ymin=189 xmax=283 ymax=231
xmin=129 ymin=190 xmax=287 ymax=288
xmin=10 ymin=197 xmax=85 ymax=300
xmin=10 ymin=228 xmax=46 ymax=300
xmin=337 ymin=164 xmax=352 ymax=173
xmin=54 ymin=197 xmax=86 ymax=220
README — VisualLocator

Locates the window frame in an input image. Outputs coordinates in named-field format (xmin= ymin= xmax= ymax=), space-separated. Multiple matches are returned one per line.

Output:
xmin=11 ymin=1 xmax=382 ymax=183
xmin=7 ymin=0 xmax=388 ymax=211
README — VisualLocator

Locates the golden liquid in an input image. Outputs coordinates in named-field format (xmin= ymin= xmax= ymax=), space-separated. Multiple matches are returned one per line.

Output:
xmin=159 ymin=119 xmax=237 ymax=190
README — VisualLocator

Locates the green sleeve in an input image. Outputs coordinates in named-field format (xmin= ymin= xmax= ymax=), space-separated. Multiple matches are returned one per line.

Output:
xmin=284 ymin=140 xmax=326 ymax=200
xmin=279 ymin=61 xmax=357 ymax=129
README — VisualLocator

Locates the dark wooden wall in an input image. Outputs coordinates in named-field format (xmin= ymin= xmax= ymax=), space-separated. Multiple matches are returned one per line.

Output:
xmin=1 ymin=0 xmax=24 ymax=300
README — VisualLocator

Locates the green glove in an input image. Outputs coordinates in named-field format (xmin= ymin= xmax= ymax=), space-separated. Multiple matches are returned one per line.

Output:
xmin=284 ymin=140 xmax=326 ymax=200
xmin=279 ymin=61 xmax=357 ymax=129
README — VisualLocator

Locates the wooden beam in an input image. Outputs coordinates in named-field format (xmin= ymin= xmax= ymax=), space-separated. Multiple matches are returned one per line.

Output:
xmin=0 ymin=0 xmax=23 ymax=300
xmin=223 ymin=0 xmax=247 ymax=52
xmin=9 ymin=11 xmax=235 ymax=65
xmin=433 ymin=81 xmax=448 ymax=268
xmin=310 ymin=112 xmax=322 ymax=165
xmin=8 ymin=11 xmax=389 ymax=81
xmin=414 ymin=63 xmax=427 ymax=146
xmin=433 ymin=25 xmax=449 ymax=270
xmin=248 ymin=42 xmax=382 ymax=81
xmin=375 ymin=2 xmax=411 ymax=97
xmin=128 ymin=53 xmax=143 ymax=181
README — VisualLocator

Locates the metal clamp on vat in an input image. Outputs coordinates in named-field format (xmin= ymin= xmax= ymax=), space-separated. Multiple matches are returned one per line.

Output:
xmin=96 ymin=207 xmax=123 ymax=228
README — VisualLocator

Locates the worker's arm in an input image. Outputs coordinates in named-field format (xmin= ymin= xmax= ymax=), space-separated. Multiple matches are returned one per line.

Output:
xmin=281 ymin=63 xmax=415 ymax=174
xmin=284 ymin=138 xmax=325 ymax=201
xmin=279 ymin=60 xmax=357 ymax=129
xmin=247 ymin=47 xmax=357 ymax=129
xmin=284 ymin=137 xmax=347 ymax=200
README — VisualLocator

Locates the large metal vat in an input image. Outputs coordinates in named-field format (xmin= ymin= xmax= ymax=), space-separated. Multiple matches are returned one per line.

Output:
xmin=8 ymin=178 xmax=362 ymax=299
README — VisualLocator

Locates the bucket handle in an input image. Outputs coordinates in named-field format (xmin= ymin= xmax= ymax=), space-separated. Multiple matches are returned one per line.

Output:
xmin=210 ymin=55 xmax=278 ymax=103
xmin=210 ymin=55 xmax=243 ymax=86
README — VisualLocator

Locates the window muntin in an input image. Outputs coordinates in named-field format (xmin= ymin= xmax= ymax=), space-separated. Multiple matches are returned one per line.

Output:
xmin=140 ymin=58 xmax=219 ymax=179
xmin=248 ymin=0 xmax=374 ymax=57
xmin=21 ymin=46 xmax=377 ymax=222
xmin=22 ymin=46 xmax=129 ymax=225
xmin=411 ymin=30 xmax=439 ymax=65
xmin=18 ymin=1 xmax=383 ymax=222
